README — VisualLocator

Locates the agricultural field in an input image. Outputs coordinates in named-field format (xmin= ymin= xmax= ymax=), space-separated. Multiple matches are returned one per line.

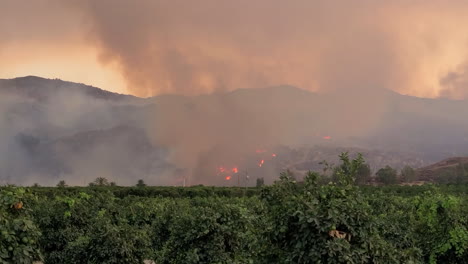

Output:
xmin=1 ymin=155 xmax=467 ymax=264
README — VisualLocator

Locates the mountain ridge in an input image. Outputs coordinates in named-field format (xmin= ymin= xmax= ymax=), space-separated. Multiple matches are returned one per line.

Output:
xmin=4 ymin=75 xmax=467 ymax=103
xmin=0 ymin=76 xmax=139 ymax=103
xmin=1 ymin=76 xmax=468 ymax=185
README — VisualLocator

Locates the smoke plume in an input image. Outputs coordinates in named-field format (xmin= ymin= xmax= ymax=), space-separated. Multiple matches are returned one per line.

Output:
xmin=69 ymin=0 xmax=468 ymax=99
xmin=2 ymin=0 xmax=468 ymax=98
xmin=2 ymin=1 xmax=468 ymax=186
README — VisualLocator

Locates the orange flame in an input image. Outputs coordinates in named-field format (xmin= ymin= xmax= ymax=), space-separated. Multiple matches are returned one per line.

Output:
xmin=225 ymin=175 xmax=231 ymax=180
xmin=259 ymin=159 xmax=265 ymax=167
xmin=272 ymin=153 xmax=277 ymax=157
xmin=323 ymin=136 xmax=332 ymax=140
xmin=232 ymin=167 xmax=238 ymax=173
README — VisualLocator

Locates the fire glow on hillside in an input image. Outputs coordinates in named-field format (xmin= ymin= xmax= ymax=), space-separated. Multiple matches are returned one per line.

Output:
xmin=216 ymin=148 xmax=278 ymax=181
xmin=259 ymin=159 xmax=265 ymax=167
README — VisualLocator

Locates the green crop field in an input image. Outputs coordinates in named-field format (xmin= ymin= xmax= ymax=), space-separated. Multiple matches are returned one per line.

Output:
xmin=1 ymin=155 xmax=467 ymax=264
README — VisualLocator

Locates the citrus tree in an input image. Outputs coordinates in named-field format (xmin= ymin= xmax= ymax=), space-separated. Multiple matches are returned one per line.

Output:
xmin=260 ymin=153 xmax=411 ymax=263
xmin=0 ymin=188 xmax=42 ymax=263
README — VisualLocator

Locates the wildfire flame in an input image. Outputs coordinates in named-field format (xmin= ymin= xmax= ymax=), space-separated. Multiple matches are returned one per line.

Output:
xmin=323 ymin=136 xmax=332 ymax=140
xmin=216 ymin=148 xmax=276 ymax=178
xmin=259 ymin=159 xmax=265 ymax=167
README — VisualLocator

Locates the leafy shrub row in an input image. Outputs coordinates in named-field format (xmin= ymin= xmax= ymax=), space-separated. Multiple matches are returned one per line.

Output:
xmin=2 ymin=188 xmax=467 ymax=263
xmin=1 ymin=155 xmax=467 ymax=263
xmin=22 ymin=186 xmax=261 ymax=199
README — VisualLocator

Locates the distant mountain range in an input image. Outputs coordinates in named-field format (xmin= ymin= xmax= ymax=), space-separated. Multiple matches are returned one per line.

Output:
xmin=1 ymin=76 xmax=467 ymax=186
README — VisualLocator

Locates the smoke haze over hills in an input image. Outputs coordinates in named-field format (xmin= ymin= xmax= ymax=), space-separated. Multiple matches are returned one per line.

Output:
xmin=0 ymin=76 xmax=467 ymax=186
xmin=2 ymin=1 xmax=468 ymax=185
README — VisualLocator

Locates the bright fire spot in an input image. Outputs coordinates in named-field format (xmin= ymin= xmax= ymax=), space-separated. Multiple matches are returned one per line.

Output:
xmin=232 ymin=167 xmax=238 ymax=173
xmin=256 ymin=149 xmax=267 ymax=153
xmin=272 ymin=153 xmax=277 ymax=157
xmin=225 ymin=175 xmax=231 ymax=180
xmin=259 ymin=159 xmax=265 ymax=167
xmin=323 ymin=136 xmax=332 ymax=140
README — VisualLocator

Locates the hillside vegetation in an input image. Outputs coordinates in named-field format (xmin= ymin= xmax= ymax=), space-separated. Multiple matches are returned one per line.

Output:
xmin=417 ymin=157 xmax=468 ymax=183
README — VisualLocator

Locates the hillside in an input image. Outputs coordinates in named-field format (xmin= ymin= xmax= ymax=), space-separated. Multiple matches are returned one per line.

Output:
xmin=1 ymin=76 xmax=468 ymax=185
xmin=0 ymin=76 xmax=140 ymax=103
xmin=416 ymin=157 xmax=468 ymax=182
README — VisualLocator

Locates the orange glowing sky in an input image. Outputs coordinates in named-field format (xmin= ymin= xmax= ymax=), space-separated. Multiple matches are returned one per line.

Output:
xmin=1 ymin=0 xmax=468 ymax=99
xmin=0 ymin=43 xmax=127 ymax=94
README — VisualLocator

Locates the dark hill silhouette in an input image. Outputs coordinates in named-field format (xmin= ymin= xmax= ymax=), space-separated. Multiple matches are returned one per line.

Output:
xmin=0 ymin=76 xmax=139 ymax=103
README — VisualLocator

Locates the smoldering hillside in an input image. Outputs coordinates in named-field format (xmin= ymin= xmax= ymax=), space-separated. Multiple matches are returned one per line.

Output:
xmin=0 ymin=76 xmax=176 ymax=186
xmin=1 ymin=76 xmax=468 ymax=186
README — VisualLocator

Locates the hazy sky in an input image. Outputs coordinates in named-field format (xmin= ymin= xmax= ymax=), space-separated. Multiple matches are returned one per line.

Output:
xmin=1 ymin=0 xmax=468 ymax=98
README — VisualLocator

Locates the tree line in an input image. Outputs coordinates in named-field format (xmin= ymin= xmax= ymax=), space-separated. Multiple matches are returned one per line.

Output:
xmin=1 ymin=153 xmax=467 ymax=263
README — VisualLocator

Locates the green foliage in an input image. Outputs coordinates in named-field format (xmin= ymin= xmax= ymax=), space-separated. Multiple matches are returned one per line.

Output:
xmin=367 ymin=188 xmax=468 ymax=263
xmin=260 ymin=154 xmax=406 ymax=263
xmin=411 ymin=193 xmax=468 ymax=263
xmin=360 ymin=183 xmax=468 ymax=197
xmin=356 ymin=163 xmax=371 ymax=185
xmin=61 ymin=218 xmax=151 ymax=264
xmin=376 ymin=165 xmax=398 ymax=185
xmin=256 ymin=177 xmax=265 ymax=187
xmin=89 ymin=177 xmax=110 ymax=187
xmin=33 ymin=191 xmax=150 ymax=263
xmin=328 ymin=153 xmax=366 ymax=185
xmin=1 ymin=153 xmax=467 ymax=263
xmin=150 ymin=198 xmax=262 ymax=263
xmin=0 ymin=188 xmax=42 ymax=263
xmin=56 ymin=180 xmax=67 ymax=188
xmin=25 ymin=185 xmax=262 ymax=199
xmin=136 ymin=179 xmax=146 ymax=187
xmin=401 ymin=165 xmax=416 ymax=182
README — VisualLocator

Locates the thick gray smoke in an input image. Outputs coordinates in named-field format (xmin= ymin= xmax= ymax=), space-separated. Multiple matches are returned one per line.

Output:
xmin=3 ymin=0 xmax=468 ymax=98
xmin=73 ymin=0 xmax=400 ymax=96
xmin=0 ymin=77 xmax=177 ymax=186
xmin=1 ymin=77 xmax=468 ymax=186
xmin=74 ymin=0 xmax=468 ymax=99
xmin=2 ymin=1 xmax=468 ymax=186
